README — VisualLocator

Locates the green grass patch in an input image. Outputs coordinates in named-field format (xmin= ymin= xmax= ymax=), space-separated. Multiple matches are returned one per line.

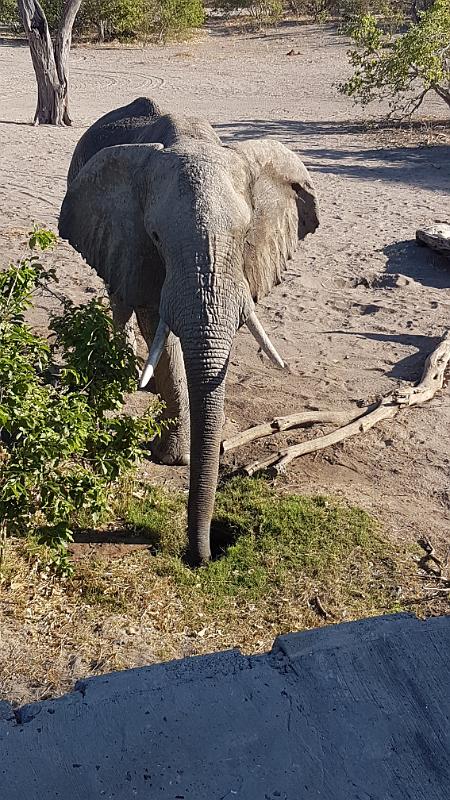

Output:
xmin=113 ymin=477 xmax=392 ymax=611
xmin=210 ymin=478 xmax=377 ymax=594
xmin=119 ymin=485 xmax=186 ymax=557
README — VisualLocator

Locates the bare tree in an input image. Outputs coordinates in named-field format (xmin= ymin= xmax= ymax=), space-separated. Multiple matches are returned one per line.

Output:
xmin=18 ymin=0 xmax=82 ymax=125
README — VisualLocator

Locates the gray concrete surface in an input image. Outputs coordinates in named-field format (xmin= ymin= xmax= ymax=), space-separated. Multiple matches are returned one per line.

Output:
xmin=0 ymin=613 xmax=449 ymax=799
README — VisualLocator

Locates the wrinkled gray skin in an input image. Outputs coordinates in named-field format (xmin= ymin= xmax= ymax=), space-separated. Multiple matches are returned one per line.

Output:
xmin=59 ymin=97 xmax=319 ymax=563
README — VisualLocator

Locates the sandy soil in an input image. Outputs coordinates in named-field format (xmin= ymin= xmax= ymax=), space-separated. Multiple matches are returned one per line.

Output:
xmin=1 ymin=23 xmax=449 ymax=552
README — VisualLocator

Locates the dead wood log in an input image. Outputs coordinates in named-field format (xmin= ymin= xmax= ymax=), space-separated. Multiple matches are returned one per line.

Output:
xmin=220 ymin=409 xmax=369 ymax=454
xmin=238 ymin=331 xmax=450 ymax=476
xmin=416 ymin=224 xmax=450 ymax=257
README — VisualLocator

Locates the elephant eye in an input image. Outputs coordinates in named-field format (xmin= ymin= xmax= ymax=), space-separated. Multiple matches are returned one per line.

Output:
xmin=152 ymin=231 xmax=160 ymax=243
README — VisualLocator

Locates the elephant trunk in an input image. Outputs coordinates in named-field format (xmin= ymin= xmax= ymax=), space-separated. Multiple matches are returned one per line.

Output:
xmin=156 ymin=233 xmax=285 ymax=564
xmin=181 ymin=332 xmax=231 ymax=563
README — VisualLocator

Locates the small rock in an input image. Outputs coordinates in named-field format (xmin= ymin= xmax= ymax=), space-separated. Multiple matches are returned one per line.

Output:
xmin=394 ymin=274 xmax=412 ymax=287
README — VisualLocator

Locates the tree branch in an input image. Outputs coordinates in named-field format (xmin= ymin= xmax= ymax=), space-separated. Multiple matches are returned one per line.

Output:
xmin=221 ymin=408 xmax=372 ymax=454
xmin=235 ymin=331 xmax=450 ymax=477
xmin=404 ymin=86 xmax=431 ymax=117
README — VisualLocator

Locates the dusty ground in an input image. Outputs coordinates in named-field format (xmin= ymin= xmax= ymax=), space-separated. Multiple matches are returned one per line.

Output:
xmin=0 ymin=22 xmax=449 ymax=702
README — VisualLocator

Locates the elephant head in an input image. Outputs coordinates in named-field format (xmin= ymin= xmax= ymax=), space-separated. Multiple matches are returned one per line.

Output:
xmin=59 ymin=135 xmax=319 ymax=563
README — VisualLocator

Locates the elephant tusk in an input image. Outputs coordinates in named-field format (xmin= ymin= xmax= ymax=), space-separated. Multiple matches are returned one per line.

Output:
xmin=139 ymin=320 xmax=170 ymax=388
xmin=245 ymin=312 xmax=285 ymax=369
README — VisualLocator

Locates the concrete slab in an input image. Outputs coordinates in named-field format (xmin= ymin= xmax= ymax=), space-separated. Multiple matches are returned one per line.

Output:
xmin=0 ymin=614 xmax=449 ymax=799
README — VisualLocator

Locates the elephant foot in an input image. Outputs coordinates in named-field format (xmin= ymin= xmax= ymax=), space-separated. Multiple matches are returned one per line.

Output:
xmin=151 ymin=429 xmax=190 ymax=466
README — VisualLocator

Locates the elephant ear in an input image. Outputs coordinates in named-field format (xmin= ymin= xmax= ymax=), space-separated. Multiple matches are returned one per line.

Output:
xmin=59 ymin=143 xmax=166 ymax=309
xmin=230 ymin=139 xmax=319 ymax=301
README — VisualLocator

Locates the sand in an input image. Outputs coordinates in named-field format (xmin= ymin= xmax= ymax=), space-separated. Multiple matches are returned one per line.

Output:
xmin=1 ymin=21 xmax=449 ymax=553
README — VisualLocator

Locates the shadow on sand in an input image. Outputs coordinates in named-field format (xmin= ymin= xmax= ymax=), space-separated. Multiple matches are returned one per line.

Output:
xmin=216 ymin=118 xmax=450 ymax=193
xmin=328 ymin=330 xmax=443 ymax=381
xmin=384 ymin=239 xmax=450 ymax=289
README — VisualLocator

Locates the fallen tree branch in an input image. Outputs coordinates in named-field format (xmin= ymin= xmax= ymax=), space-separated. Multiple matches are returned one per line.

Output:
xmin=242 ymin=397 xmax=398 ymax=475
xmin=221 ymin=409 xmax=370 ymax=454
xmin=421 ymin=586 xmax=450 ymax=593
xmin=238 ymin=331 xmax=450 ymax=476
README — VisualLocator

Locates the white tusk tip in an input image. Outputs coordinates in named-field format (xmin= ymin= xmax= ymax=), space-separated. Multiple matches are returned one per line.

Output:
xmin=139 ymin=364 xmax=154 ymax=389
xmin=138 ymin=319 xmax=170 ymax=389
xmin=246 ymin=311 xmax=286 ymax=370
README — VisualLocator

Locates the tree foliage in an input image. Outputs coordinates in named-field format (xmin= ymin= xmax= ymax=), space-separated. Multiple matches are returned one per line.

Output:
xmin=0 ymin=0 xmax=17 ymax=25
xmin=1 ymin=0 xmax=205 ymax=41
xmin=214 ymin=0 xmax=282 ymax=26
xmin=0 ymin=230 xmax=164 ymax=574
xmin=340 ymin=0 xmax=450 ymax=114
xmin=76 ymin=0 xmax=144 ymax=40
xmin=143 ymin=0 xmax=205 ymax=42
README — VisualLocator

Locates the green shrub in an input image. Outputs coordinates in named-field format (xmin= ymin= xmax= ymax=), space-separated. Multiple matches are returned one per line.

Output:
xmin=0 ymin=0 xmax=18 ymax=26
xmin=340 ymin=0 xmax=450 ymax=114
xmin=0 ymin=0 xmax=63 ymax=31
xmin=0 ymin=0 xmax=205 ymax=41
xmin=0 ymin=229 xmax=164 ymax=574
xmin=288 ymin=0 xmax=330 ymax=22
xmin=214 ymin=0 xmax=282 ymax=26
xmin=142 ymin=0 xmax=205 ymax=42
xmin=248 ymin=0 xmax=283 ymax=25
xmin=338 ymin=0 xmax=405 ymax=26
xmin=75 ymin=0 xmax=146 ymax=40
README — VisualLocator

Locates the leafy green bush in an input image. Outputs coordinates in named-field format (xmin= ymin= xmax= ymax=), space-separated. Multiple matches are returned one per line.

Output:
xmin=142 ymin=0 xmax=205 ymax=42
xmin=288 ymin=0 xmax=331 ymax=22
xmin=249 ymin=0 xmax=283 ymax=25
xmin=338 ymin=0 xmax=406 ymax=26
xmin=0 ymin=229 xmax=164 ymax=574
xmin=75 ymin=0 xmax=145 ymax=40
xmin=214 ymin=0 xmax=282 ymax=26
xmin=340 ymin=0 xmax=450 ymax=114
xmin=0 ymin=0 xmax=204 ymax=41
xmin=0 ymin=0 xmax=18 ymax=26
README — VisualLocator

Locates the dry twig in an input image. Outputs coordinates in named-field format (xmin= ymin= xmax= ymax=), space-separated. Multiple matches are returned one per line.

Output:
xmin=308 ymin=595 xmax=331 ymax=619
xmin=417 ymin=536 xmax=444 ymax=576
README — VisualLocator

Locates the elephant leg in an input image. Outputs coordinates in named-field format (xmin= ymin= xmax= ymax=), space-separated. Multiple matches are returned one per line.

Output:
xmin=109 ymin=291 xmax=137 ymax=356
xmin=136 ymin=307 xmax=190 ymax=467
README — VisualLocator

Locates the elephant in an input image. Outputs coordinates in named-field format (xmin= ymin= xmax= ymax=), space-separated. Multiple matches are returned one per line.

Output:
xmin=59 ymin=97 xmax=319 ymax=564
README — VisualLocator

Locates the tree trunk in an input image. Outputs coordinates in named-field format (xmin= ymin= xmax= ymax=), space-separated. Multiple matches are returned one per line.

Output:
xmin=18 ymin=0 xmax=82 ymax=126
xmin=96 ymin=20 xmax=106 ymax=43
